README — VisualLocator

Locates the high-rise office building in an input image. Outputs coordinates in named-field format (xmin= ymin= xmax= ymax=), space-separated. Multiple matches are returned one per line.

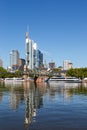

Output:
xmin=25 ymin=32 xmax=43 ymax=70
xmin=26 ymin=32 xmax=33 ymax=69
xmin=33 ymin=43 xmax=37 ymax=69
xmin=19 ymin=58 xmax=25 ymax=71
xmin=63 ymin=60 xmax=73 ymax=70
xmin=0 ymin=59 xmax=3 ymax=67
xmin=49 ymin=62 xmax=55 ymax=70
xmin=10 ymin=50 xmax=20 ymax=71
xmin=37 ymin=50 xmax=43 ymax=68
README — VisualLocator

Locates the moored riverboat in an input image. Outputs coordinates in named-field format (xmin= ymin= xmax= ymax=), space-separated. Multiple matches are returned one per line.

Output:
xmin=47 ymin=76 xmax=82 ymax=83
xmin=4 ymin=77 xmax=25 ymax=83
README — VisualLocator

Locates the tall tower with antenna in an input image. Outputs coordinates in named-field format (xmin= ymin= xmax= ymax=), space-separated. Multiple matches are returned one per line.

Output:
xmin=25 ymin=26 xmax=34 ymax=70
xmin=25 ymin=26 xmax=43 ymax=70
xmin=25 ymin=30 xmax=29 ymax=69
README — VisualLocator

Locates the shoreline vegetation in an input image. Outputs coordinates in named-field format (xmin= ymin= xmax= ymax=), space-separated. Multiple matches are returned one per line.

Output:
xmin=0 ymin=67 xmax=87 ymax=83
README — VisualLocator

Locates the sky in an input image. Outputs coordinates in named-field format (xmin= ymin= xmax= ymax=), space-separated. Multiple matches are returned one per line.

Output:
xmin=0 ymin=0 xmax=87 ymax=68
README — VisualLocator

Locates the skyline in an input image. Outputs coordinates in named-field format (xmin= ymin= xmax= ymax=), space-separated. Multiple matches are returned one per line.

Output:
xmin=0 ymin=0 xmax=87 ymax=68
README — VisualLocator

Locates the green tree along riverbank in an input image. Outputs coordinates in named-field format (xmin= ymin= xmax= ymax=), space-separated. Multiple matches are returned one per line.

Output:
xmin=0 ymin=67 xmax=87 ymax=79
xmin=0 ymin=67 xmax=22 ymax=78
xmin=66 ymin=68 xmax=87 ymax=79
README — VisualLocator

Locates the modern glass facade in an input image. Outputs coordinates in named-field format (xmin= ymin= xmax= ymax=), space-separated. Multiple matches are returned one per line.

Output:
xmin=26 ymin=38 xmax=33 ymax=69
xmin=25 ymin=32 xmax=43 ymax=70
xmin=10 ymin=50 xmax=19 ymax=70
xmin=37 ymin=50 xmax=43 ymax=69
xmin=0 ymin=59 xmax=3 ymax=67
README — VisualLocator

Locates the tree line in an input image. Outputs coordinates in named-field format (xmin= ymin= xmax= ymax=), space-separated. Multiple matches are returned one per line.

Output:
xmin=0 ymin=67 xmax=23 ymax=78
xmin=66 ymin=68 xmax=87 ymax=79
xmin=0 ymin=67 xmax=87 ymax=79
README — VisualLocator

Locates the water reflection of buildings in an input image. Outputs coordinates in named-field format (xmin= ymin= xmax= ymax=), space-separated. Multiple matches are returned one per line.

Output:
xmin=48 ymin=82 xmax=82 ymax=100
xmin=2 ymin=81 xmax=43 ymax=128
xmin=23 ymin=81 xmax=43 ymax=128
xmin=0 ymin=92 xmax=3 ymax=101
xmin=10 ymin=85 xmax=24 ymax=110
xmin=10 ymin=92 xmax=24 ymax=110
xmin=0 ymin=82 xmax=6 ymax=101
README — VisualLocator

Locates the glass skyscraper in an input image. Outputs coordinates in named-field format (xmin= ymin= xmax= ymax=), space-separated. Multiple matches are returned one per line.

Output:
xmin=10 ymin=50 xmax=19 ymax=70
xmin=25 ymin=32 xmax=43 ymax=70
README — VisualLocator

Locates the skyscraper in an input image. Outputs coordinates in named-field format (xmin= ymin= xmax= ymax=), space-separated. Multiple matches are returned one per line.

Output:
xmin=19 ymin=58 xmax=25 ymax=71
xmin=10 ymin=50 xmax=20 ymax=71
xmin=0 ymin=59 xmax=3 ymax=67
xmin=25 ymin=32 xmax=43 ymax=70
xmin=36 ymin=50 xmax=43 ymax=69
xmin=26 ymin=32 xmax=33 ymax=69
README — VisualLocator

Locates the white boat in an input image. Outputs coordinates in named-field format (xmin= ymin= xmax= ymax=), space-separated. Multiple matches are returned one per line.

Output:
xmin=4 ymin=77 xmax=25 ymax=83
xmin=48 ymin=76 xmax=82 ymax=83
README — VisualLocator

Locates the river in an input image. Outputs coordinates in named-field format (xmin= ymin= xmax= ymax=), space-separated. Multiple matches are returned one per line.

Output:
xmin=0 ymin=81 xmax=87 ymax=130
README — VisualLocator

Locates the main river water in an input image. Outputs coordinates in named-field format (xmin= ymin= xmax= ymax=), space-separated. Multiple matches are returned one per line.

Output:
xmin=0 ymin=81 xmax=87 ymax=130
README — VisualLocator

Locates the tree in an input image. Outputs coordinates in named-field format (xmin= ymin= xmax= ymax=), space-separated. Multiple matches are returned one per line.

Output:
xmin=66 ymin=68 xmax=87 ymax=78
xmin=0 ymin=67 xmax=7 ymax=78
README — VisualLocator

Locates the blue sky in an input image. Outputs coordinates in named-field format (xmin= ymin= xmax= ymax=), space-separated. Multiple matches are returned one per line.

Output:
xmin=0 ymin=0 xmax=87 ymax=68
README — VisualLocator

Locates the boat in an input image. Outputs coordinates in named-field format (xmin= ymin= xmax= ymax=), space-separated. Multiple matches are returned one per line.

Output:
xmin=4 ymin=77 xmax=25 ymax=83
xmin=47 ymin=76 xmax=82 ymax=83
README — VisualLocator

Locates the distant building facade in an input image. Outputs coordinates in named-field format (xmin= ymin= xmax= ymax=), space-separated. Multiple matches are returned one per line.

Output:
xmin=19 ymin=58 xmax=25 ymax=71
xmin=0 ymin=59 xmax=3 ymax=67
xmin=10 ymin=50 xmax=20 ymax=71
xmin=36 ymin=50 xmax=43 ymax=69
xmin=63 ymin=60 xmax=73 ymax=70
xmin=25 ymin=32 xmax=43 ymax=70
xmin=49 ymin=62 xmax=55 ymax=70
